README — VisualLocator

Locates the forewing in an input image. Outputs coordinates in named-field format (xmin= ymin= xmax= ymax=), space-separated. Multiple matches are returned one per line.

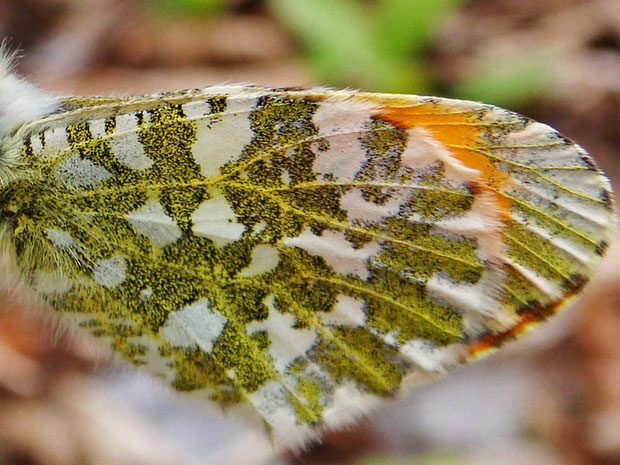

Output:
xmin=9 ymin=87 xmax=615 ymax=447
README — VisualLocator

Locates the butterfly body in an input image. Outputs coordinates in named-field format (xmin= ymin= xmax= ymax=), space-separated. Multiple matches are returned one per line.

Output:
xmin=0 ymin=54 xmax=615 ymax=447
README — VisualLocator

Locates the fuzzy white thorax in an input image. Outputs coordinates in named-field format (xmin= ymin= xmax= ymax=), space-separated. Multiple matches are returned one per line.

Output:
xmin=0 ymin=49 xmax=58 ymax=138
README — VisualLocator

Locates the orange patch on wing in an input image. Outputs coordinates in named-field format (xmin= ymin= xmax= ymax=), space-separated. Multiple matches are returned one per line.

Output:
xmin=375 ymin=103 xmax=512 ymax=212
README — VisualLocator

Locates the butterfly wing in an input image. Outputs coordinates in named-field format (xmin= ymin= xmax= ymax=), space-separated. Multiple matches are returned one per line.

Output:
xmin=3 ymin=87 xmax=615 ymax=447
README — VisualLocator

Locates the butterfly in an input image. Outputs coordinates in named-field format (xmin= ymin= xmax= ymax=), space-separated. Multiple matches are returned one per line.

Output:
xmin=0 ymin=50 xmax=615 ymax=449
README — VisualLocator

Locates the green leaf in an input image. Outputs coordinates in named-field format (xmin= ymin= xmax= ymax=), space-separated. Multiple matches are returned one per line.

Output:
xmin=373 ymin=0 xmax=463 ymax=57
xmin=151 ymin=0 xmax=225 ymax=17
xmin=454 ymin=53 xmax=555 ymax=107
xmin=269 ymin=0 xmax=374 ymax=77
xmin=269 ymin=0 xmax=429 ymax=93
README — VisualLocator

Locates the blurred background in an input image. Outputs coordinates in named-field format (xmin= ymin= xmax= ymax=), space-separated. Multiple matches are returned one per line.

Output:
xmin=0 ymin=0 xmax=618 ymax=464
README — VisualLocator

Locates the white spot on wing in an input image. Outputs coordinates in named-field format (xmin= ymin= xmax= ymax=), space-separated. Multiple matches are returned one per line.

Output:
xmin=340 ymin=188 xmax=406 ymax=223
xmin=30 ymin=134 xmax=43 ymax=154
xmin=249 ymin=381 xmax=314 ymax=446
xmin=89 ymin=119 xmax=106 ymax=139
xmin=503 ymin=258 xmax=562 ymax=299
xmin=322 ymin=381 xmax=381 ymax=429
xmin=54 ymin=154 xmax=112 ymax=188
xmin=182 ymin=101 xmax=212 ymax=119
xmin=283 ymin=228 xmax=380 ymax=280
xmin=425 ymin=270 xmax=507 ymax=333
xmin=502 ymin=121 xmax=551 ymax=146
xmin=399 ymin=340 xmax=463 ymax=373
xmin=44 ymin=127 xmax=69 ymax=153
xmin=45 ymin=229 xmax=74 ymax=248
xmin=127 ymin=198 xmax=182 ymax=247
xmin=192 ymin=191 xmax=246 ymax=246
xmin=320 ymin=294 xmax=366 ymax=327
xmin=93 ymin=255 xmax=127 ymax=288
xmin=434 ymin=199 xmax=498 ymax=236
xmin=192 ymin=98 xmax=256 ymax=178
xmin=161 ymin=299 xmax=227 ymax=352
xmin=240 ymin=245 xmax=280 ymax=277
xmin=434 ymin=191 xmax=506 ymax=262
xmin=312 ymin=101 xmax=371 ymax=182
xmin=247 ymin=295 xmax=317 ymax=373
xmin=110 ymin=114 xmax=154 ymax=170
